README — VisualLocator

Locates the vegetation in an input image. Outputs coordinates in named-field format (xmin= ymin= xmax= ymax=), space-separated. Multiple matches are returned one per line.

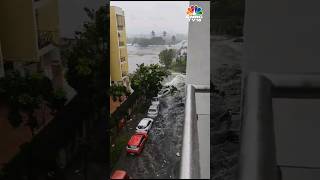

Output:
xmin=159 ymin=49 xmax=176 ymax=68
xmin=109 ymin=83 xmax=130 ymax=102
xmin=171 ymin=35 xmax=176 ymax=45
xmin=62 ymin=6 xmax=108 ymax=163
xmin=0 ymin=70 xmax=66 ymax=135
xmin=159 ymin=48 xmax=187 ymax=73
xmin=130 ymin=63 xmax=170 ymax=98
xmin=170 ymin=54 xmax=187 ymax=73
xmin=132 ymin=37 xmax=165 ymax=47
xmin=162 ymin=31 xmax=167 ymax=38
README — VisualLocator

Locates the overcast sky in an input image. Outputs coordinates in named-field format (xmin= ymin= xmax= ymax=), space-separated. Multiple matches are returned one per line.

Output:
xmin=110 ymin=1 xmax=190 ymax=37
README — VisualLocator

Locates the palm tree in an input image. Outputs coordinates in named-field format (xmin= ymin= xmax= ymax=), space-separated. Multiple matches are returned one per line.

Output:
xmin=151 ymin=30 xmax=155 ymax=38
xmin=163 ymin=31 xmax=167 ymax=38
xmin=171 ymin=35 xmax=176 ymax=45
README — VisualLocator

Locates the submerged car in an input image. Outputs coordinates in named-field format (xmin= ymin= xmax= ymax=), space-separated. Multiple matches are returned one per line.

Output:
xmin=126 ymin=133 xmax=148 ymax=155
xmin=136 ymin=118 xmax=154 ymax=133
xmin=110 ymin=170 xmax=130 ymax=179
xmin=147 ymin=104 xmax=159 ymax=118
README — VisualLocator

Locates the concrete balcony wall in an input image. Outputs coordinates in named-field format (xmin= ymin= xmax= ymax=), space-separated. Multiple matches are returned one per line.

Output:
xmin=242 ymin=0 xmax=320 ymax=179
xmin=186 ymin=1 xmax=210 ymax=179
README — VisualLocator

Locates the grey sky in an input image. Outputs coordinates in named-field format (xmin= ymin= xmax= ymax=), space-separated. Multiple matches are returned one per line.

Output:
xmin=110 ymin=1 xmax=190 ymax=37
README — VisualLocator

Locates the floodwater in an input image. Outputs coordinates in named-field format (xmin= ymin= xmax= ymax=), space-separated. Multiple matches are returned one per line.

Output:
xmin=127 ymin=45 xmax=167 ymax=73
xmin=127 ymin=41 xmax=187 ymax=73
xmin=113 ymin=73 xmax=186 ymax=179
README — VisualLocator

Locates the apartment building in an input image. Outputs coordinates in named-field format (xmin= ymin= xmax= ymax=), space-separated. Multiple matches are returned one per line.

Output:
xmin=0 ymin=0 xmax=64 ymax=90
xmin=0 ymin=0 xmax=78 ymax=177
xmin=110 ymin=6 xmax=129 ymax=87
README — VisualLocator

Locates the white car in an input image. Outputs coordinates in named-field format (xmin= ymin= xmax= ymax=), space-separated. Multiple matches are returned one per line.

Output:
xmin=157 ymin=88 xmax=170 ymax=98
xmin=136 ymin=118 xmax=154 ymax=133
xmin=151 ymin=97 xmax=160 ymax=106
xmin=147 ymin=104 xmax=159 ymax=118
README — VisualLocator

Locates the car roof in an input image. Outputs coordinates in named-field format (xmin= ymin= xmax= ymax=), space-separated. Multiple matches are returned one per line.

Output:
xmin=111 ymin=170 xmax=127 ymax=179
xmin=138 ymin=118 xmax=151 ymax=126
xmin=128 ymin=134 xmax=144 ymax=146
xmin=149 ymin=105 xmax=157 ymax=109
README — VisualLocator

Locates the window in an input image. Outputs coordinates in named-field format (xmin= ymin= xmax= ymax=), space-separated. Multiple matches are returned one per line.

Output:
xmin=119 ymin=41 xmax=125 ymax=46
xmin=139 ymin=137 xmax=145 ymax=146
xmin=116 ymin=15 xmax=125 ymax=30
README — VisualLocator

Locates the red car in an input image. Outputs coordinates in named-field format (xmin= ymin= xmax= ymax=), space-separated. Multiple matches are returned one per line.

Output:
xmin=126 ymin=133 xmax=148 ymax=155
xmin=110 ymin=170 xmax=130 ymax=179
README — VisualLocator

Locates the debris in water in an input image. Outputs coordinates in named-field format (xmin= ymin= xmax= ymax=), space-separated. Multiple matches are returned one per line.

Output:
xmin=176 ymin=152 xmax=180 ymax=157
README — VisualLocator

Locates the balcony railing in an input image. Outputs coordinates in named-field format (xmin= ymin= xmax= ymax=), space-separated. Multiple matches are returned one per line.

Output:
xmin=180 ymin=84 xmax=210 ymax=179
xmin=38 ymin=30 xmax=56 ymax=49
xmin=119 ymin=41 xmax=125 ymax=47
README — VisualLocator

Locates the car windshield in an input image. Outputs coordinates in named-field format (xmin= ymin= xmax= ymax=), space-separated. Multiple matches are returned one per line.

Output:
xmin=127 ymin=145 xmax=137 ymax=149
xmin=152 ymin=98 xmax=158 ymax=101
xmin=137 ymin=125 xmax=144 ymax=129
xmin=148 ymin=109 xmax=156 ymax=113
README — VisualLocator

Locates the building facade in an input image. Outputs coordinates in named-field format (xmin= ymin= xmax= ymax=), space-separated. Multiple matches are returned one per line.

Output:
xmin=110 ymin=6 xmax=129 ymax=85
xmin=0 ymin=0 xmax=65 ymax=90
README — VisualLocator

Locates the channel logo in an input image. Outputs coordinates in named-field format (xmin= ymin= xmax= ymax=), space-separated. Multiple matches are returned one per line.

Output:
xmin=186 ymin=5 xmax=203 ymax=22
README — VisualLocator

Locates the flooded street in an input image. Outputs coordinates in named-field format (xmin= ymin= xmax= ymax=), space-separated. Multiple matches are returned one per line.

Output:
xmin=113 ymin=73 xmax=186 ymax=179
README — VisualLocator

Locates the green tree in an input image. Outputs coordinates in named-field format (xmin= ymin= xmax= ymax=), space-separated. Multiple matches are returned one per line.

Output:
xmin=109 ymin=84 xmax=130 ymax=102
xmin=130 ymin=64 xmax=170 ymax=98
xmin=171 ymin=35 xmax=176 ymax=45
xmin=0 ymin=71 xmax=66 ymax=135
xmin=159 ymin=49 xmax=176 ymax=68
xmin=163 ymin=31 xmax=167 ymax=38
xmin=151 ymin=30 xmax=155 ymax=38
xmin=62 ymin=6 xmax=108 ymax=164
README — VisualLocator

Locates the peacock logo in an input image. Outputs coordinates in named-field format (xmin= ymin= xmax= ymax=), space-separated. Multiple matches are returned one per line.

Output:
xmin=186 ymin=5 xmax=203 ymax=22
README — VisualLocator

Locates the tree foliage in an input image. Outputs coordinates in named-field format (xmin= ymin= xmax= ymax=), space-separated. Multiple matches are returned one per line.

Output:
xmin=130 ymin=64 xmax=170 ymax=98
xmin=159 ymin=49 xmax=176 ymax=68
xmin=171 ymin=35 xmax=176 ymax=45
xmin=132 ymin=37 xmax=165 ymax=47
xmin=63 ymin=7 xmax=106 ymax=95
xmin=0 ymin=71 xmax=66 ymax=133
xmin=109 ymin=84 xmax=130 ymax=102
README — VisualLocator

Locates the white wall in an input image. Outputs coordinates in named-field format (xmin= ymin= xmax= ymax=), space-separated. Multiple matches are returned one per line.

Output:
xmin=186 ymin=1 xmax=210 ymax=86
xmin=244 ymin=1 xmax=320 ymax=179
xmin=186 ymin=1 xmax=210 ymax=179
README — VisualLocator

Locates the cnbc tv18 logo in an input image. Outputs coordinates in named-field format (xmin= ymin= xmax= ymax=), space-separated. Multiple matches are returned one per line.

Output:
xmin=186 ymin=5 xmax=203 ymax=22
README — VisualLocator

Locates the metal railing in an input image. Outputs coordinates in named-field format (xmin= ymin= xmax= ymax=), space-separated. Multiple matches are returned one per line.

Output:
xmin=180 ymin=84 xmax=210 ymax=179
xmin=38 ymin=30 xmax=56 ymax=49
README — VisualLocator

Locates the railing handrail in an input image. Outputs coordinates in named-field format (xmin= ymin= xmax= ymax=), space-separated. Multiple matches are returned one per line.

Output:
xmin=180 ymin=84 xmax=210 ymax=179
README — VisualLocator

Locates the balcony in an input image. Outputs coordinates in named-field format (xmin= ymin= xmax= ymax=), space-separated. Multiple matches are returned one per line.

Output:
xmin=119 ymin=41 xmax=125 ymax=47
xmin=38 ymin=30 xmax=55 ymax=49
xmin=180 ymin=84 xmax=210 ymax=179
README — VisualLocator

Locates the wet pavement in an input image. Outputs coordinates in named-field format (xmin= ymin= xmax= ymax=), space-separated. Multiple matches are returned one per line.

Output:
xmin=112 ymin=74 xmax=186 ymax=179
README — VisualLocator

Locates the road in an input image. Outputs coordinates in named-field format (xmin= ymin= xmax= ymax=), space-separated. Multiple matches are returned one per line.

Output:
xmin=112 ymin=74 xmax=185 ymax=179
